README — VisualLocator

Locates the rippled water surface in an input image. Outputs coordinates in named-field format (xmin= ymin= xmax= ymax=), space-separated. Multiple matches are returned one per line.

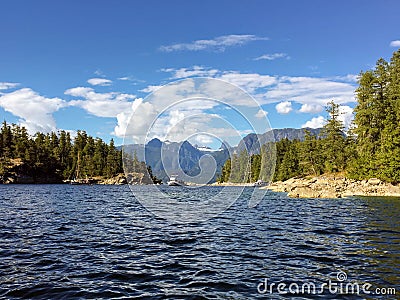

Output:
xmin=0 ymin=185 xmax=399 ymax=299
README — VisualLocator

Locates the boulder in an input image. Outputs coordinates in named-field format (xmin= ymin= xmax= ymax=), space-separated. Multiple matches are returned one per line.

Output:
xmin=288 ymin=186 xmax=320 ymax=198
xmin=367 ymin=178 xmax=381 ymax=185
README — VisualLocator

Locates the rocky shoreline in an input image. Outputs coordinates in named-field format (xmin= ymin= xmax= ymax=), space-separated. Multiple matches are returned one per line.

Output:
xmin=263 ymin=175 xmax=400 ymax=198
xmin=1 ymin=172 xmax=153 ymax=185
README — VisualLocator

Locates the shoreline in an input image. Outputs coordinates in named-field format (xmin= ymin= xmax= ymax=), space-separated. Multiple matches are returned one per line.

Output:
xmin=3 ymin=174 xmax=400 ymax=199
xmin=262 ymin=175 xmax=400 ymax=198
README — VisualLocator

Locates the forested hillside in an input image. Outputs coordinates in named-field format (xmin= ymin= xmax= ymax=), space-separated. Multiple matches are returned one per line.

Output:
xmin=0 ymin=125 xmax=122 ymax=183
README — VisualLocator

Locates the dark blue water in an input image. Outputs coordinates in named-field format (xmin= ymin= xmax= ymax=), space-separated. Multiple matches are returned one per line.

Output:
xmin=0 ymin=185 xmax=399 ymax=299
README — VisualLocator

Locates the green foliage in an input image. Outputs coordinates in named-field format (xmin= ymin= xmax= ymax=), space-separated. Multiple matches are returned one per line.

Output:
xmin=219 ymin=49 xmax=400 ymax=185
xmin=0 ymin=123 xmax=125 ymax=182
xmin=218 ymin=102 xmax=353 ymax=183
xmin=274 ymin=139 xmax=301 ymax=181
xmin=351 ymin=50 xmax=400 ymax=183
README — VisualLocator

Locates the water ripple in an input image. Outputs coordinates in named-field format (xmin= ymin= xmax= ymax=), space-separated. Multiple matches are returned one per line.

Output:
xmin=0 ymin=185 xmax=399 ymax=299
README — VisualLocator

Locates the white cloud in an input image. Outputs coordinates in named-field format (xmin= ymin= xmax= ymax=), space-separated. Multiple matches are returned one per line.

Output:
xmin=302 ymin=116 xmax=326 ymax=129
xmin=161 ymin=66 xmax=219 ymax=79
xmin=338 ymin=105 xmax=354 ymax=130
xmin=117 ymin=76 xmax=145 ymax=84
xmin=160 ymin=67 xmax=277 ymax=93
xmin=390 ymin=40 xmax=400 ymax=47
xmin=299 ymin=103 xmax=323 ymax=113
xmin=218 ymin=72 xmax=277 ymax=93
xmin=0 ymin=82 xmax=19 ymax=91
xmin=331 ymin=74 xmax=358 ymax=83
xmin=94 ymin=69 xmax=104 ymax=76
xmin=255 ymin=109 xmax=268 ymax=118
xmin=65 ymin=87 xmax=93 ymax=97
xmin=65 ymin=86 xmax=135 ymax=118
xmin=114 ymin=98 xmax=158 ymax=139
xmin=119 ymin=78 xmax=269 ymax=144
xmin=159 ymin=66 xmax=356 ymax=106
xmin=135 ymin=67 xmax=357 ymax=145
xmin=300 ymin=105 xmax=353 ymax=130
xmin=254 ymin=53 xmax=289 ymax=60
xmin=139 ymin=85 xmax=163 ymax=93
xmin=0 ymin=88 xmax=65 ymax=133
xmin=159 ymin=34 xmax=268 ymax=52
xmin=87 ymin=78 xmax=112 ymax=86
xmin=264 ymin=76 xmax=355 ymax=105
xmin=275 ymin=101 xmax=292 ymax=114
xmin=193 ymin=134 xmax=214 ymax=145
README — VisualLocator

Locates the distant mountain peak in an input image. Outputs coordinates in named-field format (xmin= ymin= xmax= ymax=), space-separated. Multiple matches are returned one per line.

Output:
xmin=219 ymin=140 xmax=231 ymax=150
xmin=147 ymin=138 xmax=162 ymax=147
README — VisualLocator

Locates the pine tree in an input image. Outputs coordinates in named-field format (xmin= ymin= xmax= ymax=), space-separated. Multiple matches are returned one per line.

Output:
xmin=275 ymin=140 xmax=300 ymax=181
xmin=299 ymin=130 xmax=322 ymax=176
xmin=320 ymin=100 xmax=345 ymax=173
xmin=351 ymin=50 xmax=400 ymax=182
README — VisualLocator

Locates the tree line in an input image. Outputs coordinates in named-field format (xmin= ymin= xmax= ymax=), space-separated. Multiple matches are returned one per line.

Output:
xmin=218 ymin=50 xmax=400 ymax=184
xmin=0 ymin=125 xmax=123 ymax=182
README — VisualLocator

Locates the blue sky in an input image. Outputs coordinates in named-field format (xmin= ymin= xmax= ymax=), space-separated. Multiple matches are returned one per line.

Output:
xmin=1 ymin=0 xmax=400 ymax=146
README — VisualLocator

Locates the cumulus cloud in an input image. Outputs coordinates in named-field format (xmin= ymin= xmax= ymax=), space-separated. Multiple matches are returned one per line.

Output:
xmin=275 ymin=101 xmax=293 ymax=114
xmin=255 ymin=109 xmax=268 ymax=118
xmin=159 ymin=34 xmax=268 ymax=52
xmin=390 ymin=40 xmax=400 ymax=47
xmin=0 ymin=82 xmax=19 ymax=91
xmin=218 ymin=72 xmax=277 ymax=93
xmin=159 ymin=66 xmax=356 ymax=106
xmin=300 ymin=105 xmax=353 ymax=130
xmin=65 ymin=86 xmax=135 ymax=118
xmin=299 ymin=103 xmax=323 ymax=113
xmin=161 ymin=66 xmax=277 ymax=94
xmin=302 ymin=116 xmax=326 ymax=129
xmin=114 ymin=98 xmax=158 ymax=139
xmin=127 ymin=66 xmax=357 ymax=143
xmin=119 ymin=78 xmax=270 ymax=144
xmin=254 ymin=53 xmax=289 ymax=60
xmin=264 ymin=76 xmax=356 ymax=105
xmin=338 ymin=105 xmax=354 ymax=130
xmin=87 ymin=78 xmax=112 ymax=86
xmin=0 ymin=88 xmax=65 ymax=133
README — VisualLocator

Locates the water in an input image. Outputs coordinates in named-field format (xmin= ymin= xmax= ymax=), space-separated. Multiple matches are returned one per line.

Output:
xmin=0 ymin=185 xmax=399 ymax=299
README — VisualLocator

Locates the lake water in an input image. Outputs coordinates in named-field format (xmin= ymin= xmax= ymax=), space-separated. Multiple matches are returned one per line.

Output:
xmin=0 ymin=185 xmax=399 ymax=299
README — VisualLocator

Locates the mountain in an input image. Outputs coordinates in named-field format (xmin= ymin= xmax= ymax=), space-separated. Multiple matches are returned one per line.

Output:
xmin=121 ymin=128 xmax=322 ymax=182
xmin=122 ymin=139 xmax=229 ymax=182
xmin=237 ymin=128 xmax=322 ymax=155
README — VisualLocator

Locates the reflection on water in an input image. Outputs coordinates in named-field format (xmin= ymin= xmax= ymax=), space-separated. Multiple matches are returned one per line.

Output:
xmin=0 ymin=185 xmax=398 ymax=299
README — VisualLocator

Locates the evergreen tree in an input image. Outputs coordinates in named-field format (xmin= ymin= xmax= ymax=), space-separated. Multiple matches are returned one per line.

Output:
xmin=320 ymin=100 xmax=346 ymax=173
xmin=275 ymin=140 xmax=300 ymax=181
xmin=351 ymin=50 xmax=400 ymax=182
xmin=299 ymin=130 xmax=322 ymax=176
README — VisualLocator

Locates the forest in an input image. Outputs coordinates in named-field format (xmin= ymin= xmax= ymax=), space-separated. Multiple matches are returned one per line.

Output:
xmin=0 ymin=127 xmax=123 ymax=183
xmin=219 ymin=50 xmax=400 ymax=184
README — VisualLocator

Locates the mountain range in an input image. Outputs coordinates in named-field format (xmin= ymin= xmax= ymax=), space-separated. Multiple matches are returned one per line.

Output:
xmin=121 ymin=128 xmax=322 ymax=182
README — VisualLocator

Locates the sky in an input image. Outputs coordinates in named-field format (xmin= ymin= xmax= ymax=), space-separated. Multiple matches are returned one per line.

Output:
xmin=1 ymin=0 xmax=400 ymax=147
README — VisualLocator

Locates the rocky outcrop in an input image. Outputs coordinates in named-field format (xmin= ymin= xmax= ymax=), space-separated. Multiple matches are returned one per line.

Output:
xmin=264 ymin=175 xmax=400 ymax=198
xmin=1 ymin=158 xmax=62 ymax=184
xmin=98 ymin=172 xmax=153 ymax=185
